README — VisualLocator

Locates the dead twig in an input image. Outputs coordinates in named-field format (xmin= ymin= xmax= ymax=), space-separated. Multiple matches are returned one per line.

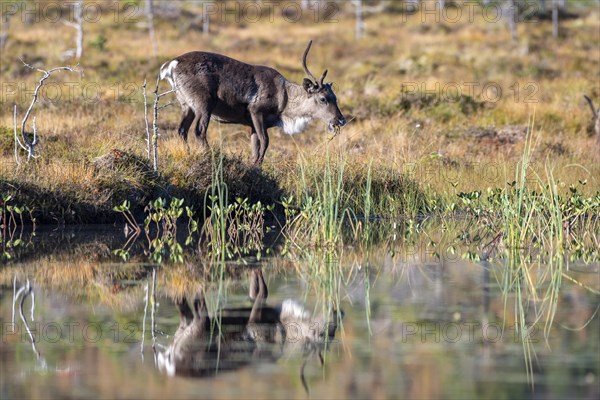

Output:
xmin=151 ymin=76 xmax=177 ymax=172
xmin=14 ymin=59 xmax=80 ymax=164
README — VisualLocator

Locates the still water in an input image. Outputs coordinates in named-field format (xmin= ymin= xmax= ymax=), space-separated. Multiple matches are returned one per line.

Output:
xmin=1 ymin=226 xmax=598 ymax=399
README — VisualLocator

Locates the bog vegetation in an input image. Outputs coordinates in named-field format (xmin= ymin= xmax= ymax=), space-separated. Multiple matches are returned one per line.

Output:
xmin=0 ymin=1 xmax=598 ymax=253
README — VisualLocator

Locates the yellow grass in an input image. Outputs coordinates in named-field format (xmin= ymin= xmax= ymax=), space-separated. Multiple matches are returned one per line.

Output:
xmin=1 ymin=1 xmax=599 ymax=221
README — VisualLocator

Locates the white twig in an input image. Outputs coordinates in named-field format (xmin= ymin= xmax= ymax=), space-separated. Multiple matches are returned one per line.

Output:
xmin=13 ymin=105 xmax=25 ymax=165
xmin=31 ymin=116 xmax=37 ymax=149
xmin=150 ymin=72 xmax=178 ymax=172
xmin=18 ymin=281 xmax=44 ymax=363
xmin=157 ymin=101 xmax=176 ymax=110
xmin=142 ymin=79 xmax=151 ymax=160
xmin=141 ymin=281 xmax=149 ymax=359
xmin=157 ymin=88 xmax=177 ymax=98
xmin=150 ymin=268 xmax=158 ymax=366
xmin=14 ymin=59 xmax=80 ymax=163
xmin=31 ymin=287 xmax=35 ymax=321
xmin=152 ymin=79 xmax=160 ymax=172
xmin=12 ymin=275 xmax=17 ymax=324
xmin=151 ymin=81 xmax=178 ymax=172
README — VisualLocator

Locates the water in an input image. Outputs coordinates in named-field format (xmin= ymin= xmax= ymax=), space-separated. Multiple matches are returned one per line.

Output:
xmin=1 ymin=226 xmax=598 ymax=399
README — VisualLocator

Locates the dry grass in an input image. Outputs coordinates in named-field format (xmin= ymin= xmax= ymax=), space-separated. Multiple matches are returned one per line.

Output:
xmin=1 ymin=1 xmax=599 ymax=223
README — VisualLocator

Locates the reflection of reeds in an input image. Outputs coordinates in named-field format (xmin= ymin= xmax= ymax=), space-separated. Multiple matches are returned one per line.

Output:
xmin=199 ymin=149 xmax=267 ymax=264
xmin=491 ymin=118 xmax=598 ymax=384
xmin=1 ymin=193 xmax=35 ymax=261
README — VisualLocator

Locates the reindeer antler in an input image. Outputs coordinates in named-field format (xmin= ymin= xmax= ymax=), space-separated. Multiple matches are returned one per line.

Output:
xmin=319 ymin=69 xmax=328 ymax=88
xmin=303 ymin=41 xmax=330 ymax=90
xmin=302 ymin=40 xmax=318 ymax=84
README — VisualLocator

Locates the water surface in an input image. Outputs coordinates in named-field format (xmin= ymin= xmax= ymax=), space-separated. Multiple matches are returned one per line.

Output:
xmin=1 ymin=226 xmax=598 ymax=399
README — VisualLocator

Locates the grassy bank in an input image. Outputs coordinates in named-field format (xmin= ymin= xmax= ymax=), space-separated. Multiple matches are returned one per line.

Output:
xmin=1 ymin=1 xmax=599 ymax=225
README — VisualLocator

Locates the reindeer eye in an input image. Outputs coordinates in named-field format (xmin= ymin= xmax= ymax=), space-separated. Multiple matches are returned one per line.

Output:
xmin=319 ymin=97 xmax=327 ymax=104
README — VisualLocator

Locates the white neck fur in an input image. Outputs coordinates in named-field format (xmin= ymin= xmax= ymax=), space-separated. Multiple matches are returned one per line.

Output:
xmin=279 ymin=82 xmax=314 ymax=135
xmin=279 ymin=115 xmax=312 ymax=135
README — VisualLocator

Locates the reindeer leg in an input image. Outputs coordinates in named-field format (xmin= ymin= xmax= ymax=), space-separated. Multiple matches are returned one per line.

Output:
xmin=248 ymin=269 xmax=268 ymax=323
xmin=175 ymin=296 xmax=194 ymax=336
xmin=249 ymin=268 xmax=259 ymax=300
xmin=178 ymin=106 xmax=195 ymax=142
xmin=193 ymin=98 xmax=216 ymax=150
xmin=249 ymin=268 xmax=268 ymax=301
xmin=191 ymin=289 xmax=209 ymax=335
xmin=300 ymin=359 xmax=310 ymax=396
xmin=194 ymin=114 xmax=211 ymax=150
xmin=250 ymin=113 xmax=269 ymax=165
xmin=249 ymin=127 xmax=260 ymax=164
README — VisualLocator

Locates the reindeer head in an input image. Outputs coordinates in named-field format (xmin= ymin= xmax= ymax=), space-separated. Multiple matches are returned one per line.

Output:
xmin=302 ymin=41 xmax=346 ymax=133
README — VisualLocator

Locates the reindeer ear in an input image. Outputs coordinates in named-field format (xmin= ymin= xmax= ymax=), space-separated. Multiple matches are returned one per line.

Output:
xmin=303 ymin=78 xmax=316 ymax=93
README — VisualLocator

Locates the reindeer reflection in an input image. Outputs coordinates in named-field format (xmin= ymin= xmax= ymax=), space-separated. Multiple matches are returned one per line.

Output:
xmin=157 ymin=269 xmax=342 ymax=383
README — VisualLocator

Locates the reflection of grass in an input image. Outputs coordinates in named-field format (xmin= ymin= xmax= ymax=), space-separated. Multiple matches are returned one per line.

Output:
xmin=481 ymin=119 xmax=598 ymax=384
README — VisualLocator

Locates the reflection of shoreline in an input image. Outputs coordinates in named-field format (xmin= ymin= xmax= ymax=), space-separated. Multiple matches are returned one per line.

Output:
xmin=0 ymin=222 xmax=285 ymax=266
xmin=1 ymin=225 xmax=123 ymax=265
xmin=1 ymin=233 xmax=598 ymax=312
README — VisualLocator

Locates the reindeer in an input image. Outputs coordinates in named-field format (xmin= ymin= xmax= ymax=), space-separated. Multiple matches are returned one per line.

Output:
xmin=159 ymin=41 xmax=346 ymax=164
xmin=156 ymin=268 xmax=342 ymax=389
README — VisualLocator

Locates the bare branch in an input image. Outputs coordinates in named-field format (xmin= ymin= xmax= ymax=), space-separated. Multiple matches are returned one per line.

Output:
xmin=14 ymin=59 xmax=80 ymax=163
xmin=150 ymin=75 xmax=179 ymax=171
xmin=156 ymin=88 xmax=177 ymax=98
xmin=152 ymin=78 xmax=161 ymax=171
xmin=141 ymin=281 xmax=149 ymax=359
xmin=31 ymin=116 xmax=37 ymax=147
xmin=142 ymin=79 xmax=151 ymax=160
xmin=12 ymin=275 xmax=17 ymax=324
xmin=13 ymin=105 xmax=26 ymax=165
xmin=157 ymin=101 xmax=176 ymax=110
xmin=61 ymin=20 xmax=78 ymax=28
xmin=17 ymin=281 xmax=45 ymax=365
xmin=151 ymin=268 xmax=157 ymax=366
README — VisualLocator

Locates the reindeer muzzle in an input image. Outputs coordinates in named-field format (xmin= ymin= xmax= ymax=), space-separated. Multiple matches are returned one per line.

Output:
xmin=328 ymin=117 xmax=346 ymax=134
